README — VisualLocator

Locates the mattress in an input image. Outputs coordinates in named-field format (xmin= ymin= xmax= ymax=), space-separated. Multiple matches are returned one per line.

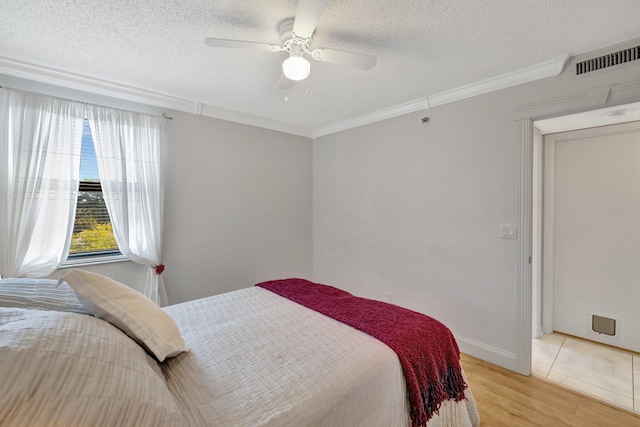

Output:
xmin=163 ymin=287 xmax=480 ymax=427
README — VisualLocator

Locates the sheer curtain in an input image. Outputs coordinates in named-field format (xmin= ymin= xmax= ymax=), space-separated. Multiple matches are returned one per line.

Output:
xmin=0 ymin=88 xmax=84 ymax=278
xmin=87 ymin=106 xmax=167 ymax=306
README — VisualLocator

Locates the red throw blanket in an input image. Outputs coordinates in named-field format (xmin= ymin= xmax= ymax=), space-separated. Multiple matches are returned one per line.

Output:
xmin=256 ymin=278 xmax=467 ymax=427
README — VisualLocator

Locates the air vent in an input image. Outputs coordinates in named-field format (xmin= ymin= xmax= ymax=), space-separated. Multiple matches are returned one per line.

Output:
xmin=592 ymin=314 xmax=616 ymax=336
xmin=576 ymin=45 xmax=640 ymax=75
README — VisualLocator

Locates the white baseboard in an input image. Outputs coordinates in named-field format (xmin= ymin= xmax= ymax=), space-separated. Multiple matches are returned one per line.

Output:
xmin=455 ymin=335 xmax=520 ymax=373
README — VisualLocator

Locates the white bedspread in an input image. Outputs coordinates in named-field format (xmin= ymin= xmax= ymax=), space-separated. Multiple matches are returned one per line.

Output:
xmin=0 ymin=307 xmax=187 ymax=427
xmin=0 ymin=278 xmax=88 ymax=314
xmin=163 ymin=287 xmax=479 ymax=427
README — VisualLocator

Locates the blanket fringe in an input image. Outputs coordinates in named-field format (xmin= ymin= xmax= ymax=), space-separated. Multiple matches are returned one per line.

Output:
xmin=417 ymin=366 xmax=468 ymax=426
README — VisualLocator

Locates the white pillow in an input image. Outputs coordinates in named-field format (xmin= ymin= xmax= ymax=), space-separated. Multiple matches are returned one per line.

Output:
xmin=60 ymin=269 xmax=189 ymax=362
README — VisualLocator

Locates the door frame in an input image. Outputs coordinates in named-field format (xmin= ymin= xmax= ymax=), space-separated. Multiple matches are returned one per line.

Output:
xmin=514 ymin=81 xmax=640 ymax=375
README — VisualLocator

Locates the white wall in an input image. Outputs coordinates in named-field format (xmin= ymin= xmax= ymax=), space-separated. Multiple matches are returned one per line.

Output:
xmin=162 ymin=112 xmax=313 ymax=304
xmin=548 ymin=122 xmax=640 ymax=352
xmin=313 ymin=58 xmax=640 ymax=369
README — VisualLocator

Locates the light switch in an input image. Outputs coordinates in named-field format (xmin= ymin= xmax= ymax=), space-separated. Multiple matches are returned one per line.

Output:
xmin=500 ymin=224 xmax=517 ymax=239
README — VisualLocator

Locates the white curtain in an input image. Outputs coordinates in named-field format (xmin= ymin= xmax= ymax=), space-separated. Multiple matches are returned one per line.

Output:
xmin=0 ymin=88 xmax=84 ymax=278
xmin=87 ymin=106 xmax=167 ymax=306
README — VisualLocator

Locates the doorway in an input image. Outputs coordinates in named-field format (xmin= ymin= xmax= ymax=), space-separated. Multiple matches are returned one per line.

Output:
xmin=512 ymin=93 xmax=640 ymax=378
xmin=530 ymin=117 xmax=640 ymax=412
xmin=533 ymin=120 xmax=640 ymax=348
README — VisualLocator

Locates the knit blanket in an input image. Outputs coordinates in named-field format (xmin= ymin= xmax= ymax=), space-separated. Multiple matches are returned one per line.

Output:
xmin=256 ymin=278 xmax=467 ymax=427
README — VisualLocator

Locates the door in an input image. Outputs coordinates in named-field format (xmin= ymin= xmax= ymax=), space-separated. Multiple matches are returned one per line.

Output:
xmin=541 ymin=121 xmax=640 ymax=352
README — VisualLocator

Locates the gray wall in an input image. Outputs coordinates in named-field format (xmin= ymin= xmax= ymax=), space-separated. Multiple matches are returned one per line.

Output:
xmin=162 ymin=112 xmax=313 ymax=303
xmin=312 ymin=59 xmax=640 ymax=368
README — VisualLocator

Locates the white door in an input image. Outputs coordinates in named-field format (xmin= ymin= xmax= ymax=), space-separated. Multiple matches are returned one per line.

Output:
xmin=542 ymin=121 xmax=640 ymax=352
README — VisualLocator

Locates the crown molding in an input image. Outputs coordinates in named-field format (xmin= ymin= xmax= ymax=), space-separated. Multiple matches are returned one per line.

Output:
xmin=0 ymin=55 xmax=312 ymax=138
xmin=1 ymin=54 xmax=570 ymax=140
xmin=200 ymin=103 xmax=312 ymax=138
xmin=312 ymin=97 xmax=429 ymax=138
xmin=312 ymin=55 xmax=570 ymax=138
xmin=427 ymin=54 xmax=570 ymax=108
xmin=0 ymin=56 xmax=195 ymax=111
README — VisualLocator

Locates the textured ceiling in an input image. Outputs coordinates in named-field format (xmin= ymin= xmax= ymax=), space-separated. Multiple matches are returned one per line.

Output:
xmin=1 ymin=0 xmax=639 ymax=134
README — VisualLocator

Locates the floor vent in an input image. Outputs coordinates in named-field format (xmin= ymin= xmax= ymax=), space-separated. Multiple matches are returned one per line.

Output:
xmin=576 ymin=45 xmax=640 ymax=76
xmin=591 ymin=315 xmax=616 ymax=336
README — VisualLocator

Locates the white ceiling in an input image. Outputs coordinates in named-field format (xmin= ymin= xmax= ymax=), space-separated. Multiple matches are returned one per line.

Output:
xmin=1 ymin=0 xmax=639 ymax=136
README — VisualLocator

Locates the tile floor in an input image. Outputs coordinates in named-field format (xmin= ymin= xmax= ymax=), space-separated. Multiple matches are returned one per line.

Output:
xmin=532 ymin=333 xmax=640 ymax=413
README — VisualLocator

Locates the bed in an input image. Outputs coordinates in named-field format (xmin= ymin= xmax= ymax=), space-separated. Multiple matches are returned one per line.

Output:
xmin=0 ymin=271 xmax=480 ymax=427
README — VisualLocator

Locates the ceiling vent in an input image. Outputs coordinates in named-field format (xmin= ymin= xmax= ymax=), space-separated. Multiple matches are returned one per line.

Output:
xmin=576 ymin=45 xmax=639 ymax=76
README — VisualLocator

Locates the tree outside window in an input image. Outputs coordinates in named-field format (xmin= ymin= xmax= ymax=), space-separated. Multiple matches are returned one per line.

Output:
xmin=68 ymin=121 xmax=119 ymax=256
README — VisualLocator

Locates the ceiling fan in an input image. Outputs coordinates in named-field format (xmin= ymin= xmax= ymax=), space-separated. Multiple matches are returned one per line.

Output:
xmin=204 ymin=0 xmax=377 ymax=87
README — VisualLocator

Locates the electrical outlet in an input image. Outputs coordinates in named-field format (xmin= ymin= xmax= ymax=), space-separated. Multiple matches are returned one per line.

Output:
xmin=385 ymin=292 xmax=393 ymax=303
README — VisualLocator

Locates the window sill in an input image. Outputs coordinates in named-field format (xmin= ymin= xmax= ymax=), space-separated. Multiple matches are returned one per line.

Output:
xmin=59 ymin=253 xmax=129 ymax=268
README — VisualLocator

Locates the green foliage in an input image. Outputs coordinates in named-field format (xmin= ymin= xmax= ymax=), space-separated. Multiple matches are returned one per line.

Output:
xmin=70 ymin=223 xmax=118 ymax=253
xmin=74 ymin=214 xmax=98 ymax=233
xmin=74 ymin=191 xmax=108 ymax=233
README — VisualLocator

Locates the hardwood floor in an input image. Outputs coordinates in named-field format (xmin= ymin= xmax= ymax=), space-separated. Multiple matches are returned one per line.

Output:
xmin=460 ymin=353 xmax=640 ymax=426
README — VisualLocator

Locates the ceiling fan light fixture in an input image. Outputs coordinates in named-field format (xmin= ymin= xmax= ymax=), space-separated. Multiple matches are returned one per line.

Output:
xmin=282 ymin=54 xmax=310 ymax=81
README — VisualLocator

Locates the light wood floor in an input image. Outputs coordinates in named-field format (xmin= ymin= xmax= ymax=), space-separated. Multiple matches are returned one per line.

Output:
xmin=460 ymin=353 xmax=640 ymax=426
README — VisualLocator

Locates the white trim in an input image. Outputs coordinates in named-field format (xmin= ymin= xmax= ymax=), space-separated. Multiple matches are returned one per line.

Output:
xmin=516 ymin=118 xmax=533 ymax=376
xmin=0 ymin=56 xmax=195 ymax=111
xmin=531 ymin=129 xmax=544 ymax=338
xmin=1 ymin=54 xmax=573 ymax=139
xmin=515 ymin=81 xmax=640 ymax=121
xmin=199 ymin=103 xmax=312 ymax=138
xmin=59 ymin=253 xmax=129 ymax=268
xmin=541 ymin=136 xmax=556 ymax=334
xmin=0 ymin=55 xmax=312 ymax=138
xmin=312 ymin=97 xmax=429 ymax=138
xmin=428 ymin=55 xmax=570 ymax=108
xmin=312 ymin=55 xmax=570 ymax=138
xmin=455 ymin=335 xmax=518 ymax=372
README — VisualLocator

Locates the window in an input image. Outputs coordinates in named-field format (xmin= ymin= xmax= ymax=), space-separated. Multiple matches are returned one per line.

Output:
xmin=67 ymin=121 xmax=120 ymax=258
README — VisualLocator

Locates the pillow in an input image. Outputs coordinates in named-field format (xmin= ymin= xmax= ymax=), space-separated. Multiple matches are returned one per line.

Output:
xmin=0 ymin=278 xmax=88 ymax=313
xmin=0 ymin=307 xmax=187 ymax=426
xmin=60 ymin=269 xmax=189 ymax=362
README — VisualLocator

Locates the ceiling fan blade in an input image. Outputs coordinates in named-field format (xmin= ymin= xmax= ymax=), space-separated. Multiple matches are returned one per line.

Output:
xmin=204 ymin=38 xmax=280 ymax=52
xmin=292 ymin=0 xmax=328 ymax=39
xmin=277 ymin=73 xmax=296 ymax=90
xmin=311 ymin=48 xmax=377 ymax=70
